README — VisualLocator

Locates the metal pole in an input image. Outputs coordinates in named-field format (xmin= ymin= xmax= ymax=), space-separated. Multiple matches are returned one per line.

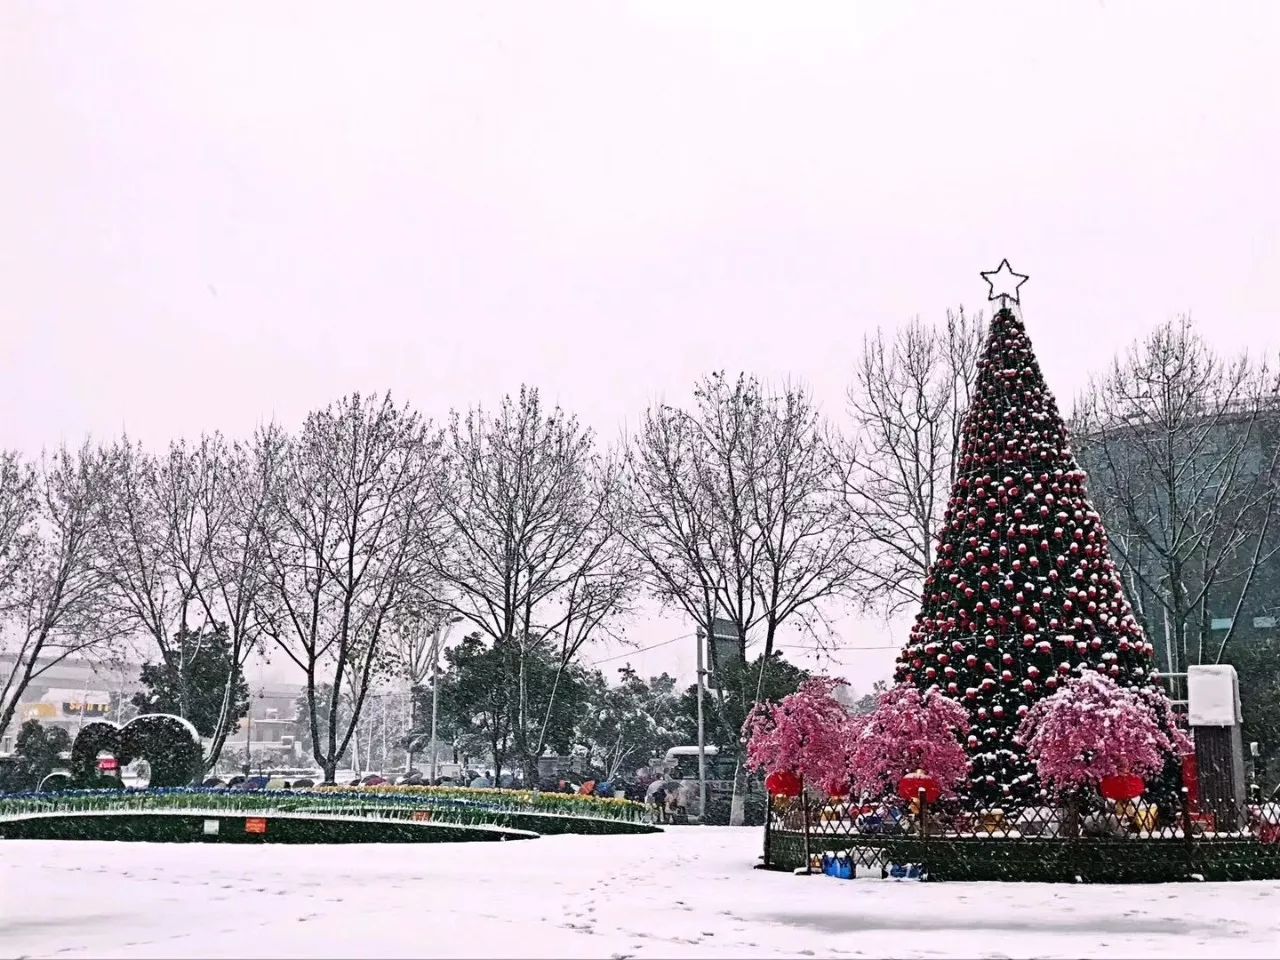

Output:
xmin=1180 ymin=785 xmax=1195 ymax=878
xmin=407 ymin=686 xmax=418 ymax=774
xmin=429 ymin=623 xmax=444 ymax=784
xmin=762 ymin=792 xmax=773 ymax=868
xmin=380 ymin=693 xmax=388 ymax=773
xmin=695 ymin=627 xmax=708 ymax=823
xmin=801 ymin=778 xmax=812 ymax=874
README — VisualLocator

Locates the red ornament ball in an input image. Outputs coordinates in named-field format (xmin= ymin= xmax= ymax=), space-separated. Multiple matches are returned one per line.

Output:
xmin=765 ymin=770 xmax=803 ymax=798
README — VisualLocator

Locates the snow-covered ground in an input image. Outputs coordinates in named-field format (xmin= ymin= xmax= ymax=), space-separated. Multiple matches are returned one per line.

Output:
xmin=2 ymin=827 xmax=1278 ymax=959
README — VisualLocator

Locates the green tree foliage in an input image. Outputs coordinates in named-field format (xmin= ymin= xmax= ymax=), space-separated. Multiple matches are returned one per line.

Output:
xmin=437 ymin=633 xmax=590 ymax=779
xmin=1225 ymin=636 xmax=1280 ymax=792
xmin=576 ymin=666 xmax=682 ymax=780
xmin=678 ymin=652 xmax=812 ymax=750
xmin=14 ymin=719 xmax=72 ymax=786
xmin=131 ymin=625 xmax=249 ymax=740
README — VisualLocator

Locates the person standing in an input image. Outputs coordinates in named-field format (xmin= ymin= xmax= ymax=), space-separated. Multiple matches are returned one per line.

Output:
xmin=645 ymin=778 xmax=669 ymax=824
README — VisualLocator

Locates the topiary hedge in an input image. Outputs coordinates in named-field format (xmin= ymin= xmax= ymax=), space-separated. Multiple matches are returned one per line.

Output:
xmin=54 ymin=713 xmax=203 ymax=790
xmin=118 ymin=715 xmax=202 ymax=787
xmin=69 ymin=721 xmax=122 ymax=783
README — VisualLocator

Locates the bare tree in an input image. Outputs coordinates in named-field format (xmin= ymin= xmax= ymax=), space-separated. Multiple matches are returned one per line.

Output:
xmin=95 ymin=438 xmax=180 ymax=681
xmin=625 ymin=373 xmax=858 ymax=669
xmin=95 ymin=433 xmax=272 ymax=772
xmin=622 ymin=372 xmax=859 ymax=821
xmin=622 ymin=374 xmax=763 ymax=659
xmin=428 ymin=386 xmax=632 ymax=783
xmin=184 ymin=435 xmax=276 ymax=768
xmin=840 ymin=309 xmax=985 ymax=613
xmin=0 ymin=451 xmax=32 ymax=618
xmin=748 ymin=380 xmax=862 ymax=660
xmin=1073 ymin=316 xmax=1280 ymax=678
xmin=0 ymin=445 xmax=119 ymax=740
xmin=388 ymin=609 xmax=449 ymax=694
xmin=256 ymin=393 xmax=443 ymax=784
xmin=529 ymin=468 xmax=636 ymax=768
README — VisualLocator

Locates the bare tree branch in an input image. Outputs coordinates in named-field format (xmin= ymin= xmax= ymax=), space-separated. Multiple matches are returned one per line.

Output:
xmin=0 ymin=444 xmax=122 ymax=740
xmin=1072 ymin=316 xmax=1280 ymax=677
xmin=839 ymin=308 xmax=985 ymax=614
xmin=256 ymin=392 xmax=445 ymax=784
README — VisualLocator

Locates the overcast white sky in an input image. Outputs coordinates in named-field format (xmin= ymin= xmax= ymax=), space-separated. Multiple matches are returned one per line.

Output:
xmin=3 ymin=1 xmax=1278 ymax=694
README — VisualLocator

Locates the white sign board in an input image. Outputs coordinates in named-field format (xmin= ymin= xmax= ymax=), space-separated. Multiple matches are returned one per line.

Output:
xmin=1187 ymin=664 xmax=1241 ymax=726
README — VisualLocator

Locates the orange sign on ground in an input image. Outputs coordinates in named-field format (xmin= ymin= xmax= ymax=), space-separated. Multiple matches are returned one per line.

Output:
xmin=245 ymin=818 xmax=268 ymax=834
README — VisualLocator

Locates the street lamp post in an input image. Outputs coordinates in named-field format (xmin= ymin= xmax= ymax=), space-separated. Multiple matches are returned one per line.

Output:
xmin=695 ymin=627 xmax=708 ymax=823
xmin=243 ymin=696 xmax=252 ymax=777
xmin=429 ymin=616 xmax=464 ymax=783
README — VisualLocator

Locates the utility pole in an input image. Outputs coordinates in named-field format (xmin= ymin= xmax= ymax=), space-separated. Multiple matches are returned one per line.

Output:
xmin=695 ymin=626 xmax=708 ymax=823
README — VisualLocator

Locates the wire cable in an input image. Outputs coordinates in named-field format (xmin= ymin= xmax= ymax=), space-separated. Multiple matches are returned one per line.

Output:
xmin=584 ymin=632 xmax=696 ymax=667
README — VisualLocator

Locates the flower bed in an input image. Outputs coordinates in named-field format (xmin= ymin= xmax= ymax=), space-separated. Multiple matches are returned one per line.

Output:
xmin=0 ymin=787 xmax=660 ymax=839
xmin=0 ymin=809 xmax=535 ymax=844
xmin=310 ymin=783 xmax=651 ymax=822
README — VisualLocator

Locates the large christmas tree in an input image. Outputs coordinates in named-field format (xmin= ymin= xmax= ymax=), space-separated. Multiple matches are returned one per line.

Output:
xmin=895 ymin=274 xmax=1156 ymax=807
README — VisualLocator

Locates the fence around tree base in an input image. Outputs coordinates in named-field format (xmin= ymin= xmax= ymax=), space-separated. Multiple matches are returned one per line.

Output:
xmin=760 ymin=794 xmax=1280 ymax=883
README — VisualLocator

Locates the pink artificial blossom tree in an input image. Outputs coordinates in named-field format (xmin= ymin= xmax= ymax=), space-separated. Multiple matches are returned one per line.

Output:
xmin=847 ymin=683 xmax=970 ymax=798
xmin=742 ymin=676 xmax=855 ymax=792
xmin=1015 ymin=670 xmax=1182 ymax=797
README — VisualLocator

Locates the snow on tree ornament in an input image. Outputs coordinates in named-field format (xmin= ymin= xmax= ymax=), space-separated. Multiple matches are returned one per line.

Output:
xmin=894 ymin=263 xmax=1164 ymax=807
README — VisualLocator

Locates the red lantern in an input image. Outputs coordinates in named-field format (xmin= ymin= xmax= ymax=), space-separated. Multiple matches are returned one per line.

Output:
xmin=1099 ymin=773 xmax=1145 ymax=802
xmin=897 ymin=770 xmax=942 ymax=804
xmin=823 ymin=776 xmax=851 ymax=799
xmin=765 ymin=770 xmax=803 ymax=798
